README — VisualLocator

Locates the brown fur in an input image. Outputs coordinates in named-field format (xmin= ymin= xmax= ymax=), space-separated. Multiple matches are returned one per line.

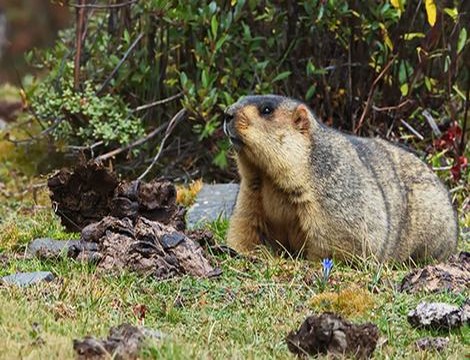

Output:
xmin=224 ymin=95 xmax=458 ymax=262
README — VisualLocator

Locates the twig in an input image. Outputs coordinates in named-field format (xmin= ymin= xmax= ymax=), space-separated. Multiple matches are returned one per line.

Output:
xmin=372 ymin=99 xmax=412 ymax=112
xmin=354 ymin=55 xmax=397 ymax=133
xmin=422 ymin=110 xmax=442 ymax=137
xmin=95 ymin=121 xmax=168 ymax=161
xmin=133 ymin=92 xmax=184 ymax=112
xmin=459 ymin=75 xmax=469 ymax=155
xmin=74 ymin=0 xmax=87 ymax=89
xmin=97 ymin=32 xmax=144 ymax=95
xmin=4 ymin=120 xmax=62 ymax=145
xmin=138 ymin=109 xmax=186 ymax=180
xmin=400 ymin=119 xmax=424 ymax=140
xmin=69 ymin=0 xmax=138 ymax=9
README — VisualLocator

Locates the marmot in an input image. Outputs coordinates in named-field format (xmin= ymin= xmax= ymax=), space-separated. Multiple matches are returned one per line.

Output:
xmin=223 ymin=95 xmax=458 ymax=262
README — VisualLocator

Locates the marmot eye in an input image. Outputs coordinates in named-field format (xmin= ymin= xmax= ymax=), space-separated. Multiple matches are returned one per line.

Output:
xmin=261 ymin=106 xmax=273 ymax=115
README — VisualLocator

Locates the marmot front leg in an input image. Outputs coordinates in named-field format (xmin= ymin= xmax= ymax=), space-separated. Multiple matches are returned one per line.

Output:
xmin=226 ymin=180 xmax=264 ymax=252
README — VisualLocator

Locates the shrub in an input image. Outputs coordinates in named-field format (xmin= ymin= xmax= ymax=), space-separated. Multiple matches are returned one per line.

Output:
xmin=23 ymin=0 xmax=468 ymax=188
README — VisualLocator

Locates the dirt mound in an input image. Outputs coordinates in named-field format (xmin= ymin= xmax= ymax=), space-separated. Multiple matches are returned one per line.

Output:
xmin=48 ymin=162 xmax=184 ymax=232
xmin=48 ymin=162 xmax=219 ymax=279
xmin=74 ymin=323 xmax=164 ymax=359
xmin=286 ymin=313 xmax=379 ymax=359
xmin=399 ymin=252 xmax=470 ymax=294
xmin=77 ymin=216 xmax=220 ymax=279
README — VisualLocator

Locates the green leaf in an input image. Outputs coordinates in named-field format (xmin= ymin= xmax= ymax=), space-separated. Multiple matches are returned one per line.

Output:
xmin=404 ymin=32 xmax=425 ymax=40
xmin=305 ymin=85 xmax=316 ymax=101
xmin=180 ymin=72 xmax=188 ymax=87
xmin=272 ymin=71 xmax=291 ymax=82
xmin=457 ymin=28 xmax=467 ymax=54
xmin=201 ymin=69 xmax=209 ymax=88
xmin=211 ymin=16 xmax=218 ymax=38
xmin=400 ymin=83 xmax=409 ymax=96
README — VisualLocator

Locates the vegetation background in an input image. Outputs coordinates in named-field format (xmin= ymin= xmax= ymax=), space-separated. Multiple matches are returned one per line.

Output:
xmin=0 ymin=1 xmax=468 ymax=359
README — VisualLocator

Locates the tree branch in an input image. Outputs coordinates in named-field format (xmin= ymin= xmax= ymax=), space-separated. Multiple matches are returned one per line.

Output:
xmin=138 ymin=109 xmax=186 ymax=180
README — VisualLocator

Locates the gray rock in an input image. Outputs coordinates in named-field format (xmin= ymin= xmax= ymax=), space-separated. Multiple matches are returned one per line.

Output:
xmin=186 ymin=183 xmax=239 ymax=228
xmin=415 ymin=337 xmax=449 ymax=352
xmin=27 ymin=238 xmax=80 ymax=258
xmin=408 ymin=301 xmax=469 ymax=330
xmin=1 ymin=271 xmax=54 ymax=287
xmin=0 ymin=118 xmax=6 ymax=130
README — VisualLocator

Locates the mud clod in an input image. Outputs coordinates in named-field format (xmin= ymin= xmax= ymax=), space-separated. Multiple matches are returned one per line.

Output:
xmin=79 ymin=216 xmax=219 ymax=279
xmin=399 ymin=252 xmax=469 ymax=294
xmin=48 ymin=163 xmax=185 ymax=232
xmin=73 ymin=323 xmax=164 ymax=360
xmin=286 ymin=313 xmax=379 ymax=359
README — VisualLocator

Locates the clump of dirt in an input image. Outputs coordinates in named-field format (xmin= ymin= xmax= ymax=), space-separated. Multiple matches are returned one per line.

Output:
xmin=48 ymin=162 xmax=220 ymax=279
xmin=399 ymin=252 xmax=469 ymax=294
xmin=286 ymin=313 xmax=379 ymax=359
xmin=48 ymin=162 xmax=120 ymax=231
xmin=77 ymin=216 xmax=220 ymax=279
xmin=73 ymin=323 xmax=164 ymax=360
xmin=48 ymin=162 xmax=184 ymax=232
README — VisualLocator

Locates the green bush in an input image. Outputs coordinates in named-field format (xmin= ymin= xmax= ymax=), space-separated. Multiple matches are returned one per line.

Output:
xmin=25 ymin=0 xmax=468 ymax=183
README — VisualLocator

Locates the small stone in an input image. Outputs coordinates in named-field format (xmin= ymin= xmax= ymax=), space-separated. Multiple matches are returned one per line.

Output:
xmin=186 ymin=183 xmax=239 ymax=228
xmin=27 ymin=238 xmax=81 ymax=258
xmin=408 ymin=301 xmax=469 ymax=330
xmin=415 ymin=337 xmax=449 ymax=352
xmin=1 ymin=271 xmax=54 ymax=287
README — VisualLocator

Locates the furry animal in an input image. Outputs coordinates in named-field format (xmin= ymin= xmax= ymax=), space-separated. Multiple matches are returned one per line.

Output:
xmin=223 ymin=95 xmax=458 ymax=262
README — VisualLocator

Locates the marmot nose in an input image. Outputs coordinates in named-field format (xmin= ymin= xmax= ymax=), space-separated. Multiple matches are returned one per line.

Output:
xmin=223 ymin=108 xmax=235 ymax=136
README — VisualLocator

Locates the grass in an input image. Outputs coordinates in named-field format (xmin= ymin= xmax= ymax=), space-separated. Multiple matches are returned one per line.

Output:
xmin=0 ymin=138 xmax=469 ymax=359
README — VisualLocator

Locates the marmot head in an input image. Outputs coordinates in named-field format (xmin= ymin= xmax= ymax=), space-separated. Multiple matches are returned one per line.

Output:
xmin=223 ymin=95 xmax=315 ymax=171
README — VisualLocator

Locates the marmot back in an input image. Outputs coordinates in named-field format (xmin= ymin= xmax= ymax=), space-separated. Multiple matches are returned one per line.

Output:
xmin=224 ymin=95 xmax=458 ymax=262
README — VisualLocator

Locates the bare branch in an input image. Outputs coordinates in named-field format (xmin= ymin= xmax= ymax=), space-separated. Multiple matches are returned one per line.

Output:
xmin=68 ymin=1 xmax=138 ymax=9
xmin=400 ymin=119 xmax=424 ymax=140
xmin=354 ymin=55 xmax=397 ymax=133
xmin=133 ymin=92 xmax=184 ymax=112
xmin=138 ymin=109 xmax=186 ymax=180
xmin=97 ymin=32 xmax=144 ymax=95
xmin=95 ymin=121 xmax=168 ymax=162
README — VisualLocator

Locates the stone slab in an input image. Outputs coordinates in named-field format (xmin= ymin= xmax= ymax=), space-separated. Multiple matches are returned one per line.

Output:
xmin=186 ymin=183 xmax=239 ymax=228
xmin=1 ymin=271 xmax=55 ymax=287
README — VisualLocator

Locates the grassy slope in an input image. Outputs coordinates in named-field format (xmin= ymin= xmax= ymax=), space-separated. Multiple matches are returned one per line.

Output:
xmin=0 ymin=129 xmax=469 ymax=359
xmin=0 ymin=187 xmax=468 ymax=359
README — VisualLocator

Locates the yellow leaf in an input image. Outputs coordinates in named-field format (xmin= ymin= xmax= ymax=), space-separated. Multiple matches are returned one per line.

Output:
xmin=425 ymin=0 xmax=437 ymax=27
xmin=390 ymin=0 xmax=404 ymax=11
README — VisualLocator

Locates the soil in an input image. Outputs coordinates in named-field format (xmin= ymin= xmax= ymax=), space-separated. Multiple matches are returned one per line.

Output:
xmin=48 ymin=162 xmax=185 ymax=232
xmin=286 ymin=312 xmax=379 ymax=359
xmin=399 ymin=252 xmax=470 ymax=294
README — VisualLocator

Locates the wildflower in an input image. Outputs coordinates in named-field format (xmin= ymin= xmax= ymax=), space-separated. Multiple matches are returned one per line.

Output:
xmin=321 ymin=258 xmax=334 ymax=282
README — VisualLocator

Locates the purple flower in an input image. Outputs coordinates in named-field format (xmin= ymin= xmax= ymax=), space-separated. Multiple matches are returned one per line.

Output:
xmin=321 ymin=258 xmax=334 ymax=282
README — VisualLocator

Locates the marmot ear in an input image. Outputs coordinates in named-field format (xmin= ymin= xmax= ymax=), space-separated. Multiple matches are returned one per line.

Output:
xmin=292 ymin=104 xmax=310 ymax=135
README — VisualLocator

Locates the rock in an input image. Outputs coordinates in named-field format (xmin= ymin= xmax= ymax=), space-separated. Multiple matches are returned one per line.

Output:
xmin=415 ymin=337 xmax=449 ymax=352
xmin=186 ymin=183 xmax=239 ymax=228
xmin=27 ymin=238 xmax=80 ymax=258
xmin=1 ymin=271 xmax=54 ymax=287
xmin=408 ymin=301 xmax=469 ymax=330
xmin=73 ymin=323 xmax=164 ymax=359
xmin=286 ymin=313 xmax=379 ymax=359
xmin=399 ymin=252 xmax=470 ymax=294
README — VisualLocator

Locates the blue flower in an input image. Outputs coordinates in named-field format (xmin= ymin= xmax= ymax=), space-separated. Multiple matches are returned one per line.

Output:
xmin=321 ymin=258 xmax=334 ymax=281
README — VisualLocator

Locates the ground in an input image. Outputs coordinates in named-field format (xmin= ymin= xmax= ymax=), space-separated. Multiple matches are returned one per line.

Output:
xmin=0 ymin=135 xmax=469 ymax=359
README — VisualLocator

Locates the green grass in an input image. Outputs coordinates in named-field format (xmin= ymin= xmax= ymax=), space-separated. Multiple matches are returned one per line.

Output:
xmin=0 ymin=138 xmax=469 ymax=359
xmin=0 ymin=199 xmax=468 ymax=359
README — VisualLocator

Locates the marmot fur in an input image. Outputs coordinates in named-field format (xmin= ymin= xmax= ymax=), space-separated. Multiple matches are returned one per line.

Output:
xmin=223 ymin=95 xmax=458 ymax=262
